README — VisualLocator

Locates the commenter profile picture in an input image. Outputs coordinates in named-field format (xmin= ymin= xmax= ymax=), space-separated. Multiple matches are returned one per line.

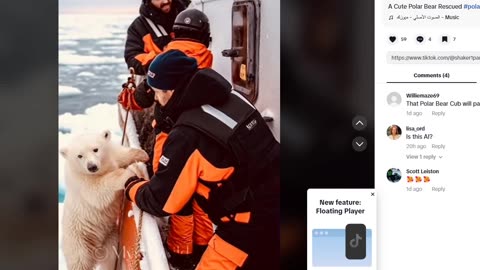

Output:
xmin=387 ymin=168 xmax=402 ymax=183
xmin=387 ymin=125 xmax=402 ymax=140
xmin=387 ymin=92 xmax=402 ymax=106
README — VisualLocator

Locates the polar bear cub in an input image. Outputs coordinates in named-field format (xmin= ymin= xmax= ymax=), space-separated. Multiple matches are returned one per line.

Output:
xmin=60 ymin=130 xmax=148 ymax=270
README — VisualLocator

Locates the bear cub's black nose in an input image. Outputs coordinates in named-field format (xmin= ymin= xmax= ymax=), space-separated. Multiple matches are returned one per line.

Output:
xmin=87 ymin=164 xmax=98 ymax=172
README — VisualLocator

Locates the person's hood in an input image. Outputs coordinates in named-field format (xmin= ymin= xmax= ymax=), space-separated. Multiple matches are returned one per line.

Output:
xmin=165 ymin=40 xmax=213 ymax=69
xmin=140 ymin=0 xmax=186 ymax=33
xmin=162 ymin=68 xmax=232 ymax=121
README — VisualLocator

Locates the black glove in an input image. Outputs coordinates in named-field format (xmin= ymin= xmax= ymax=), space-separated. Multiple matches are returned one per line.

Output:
xmin=136 ymin=79 xmax=151 ymax=93
xmin=133 ymin=80 xmax=155 ymax=108
xmin=124 ymin=176 xmax=146 ymax=201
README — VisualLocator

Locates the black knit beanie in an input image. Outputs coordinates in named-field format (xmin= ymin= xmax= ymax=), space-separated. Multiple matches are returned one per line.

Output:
xmin=147 ymin=50 xmax=198 ymax=90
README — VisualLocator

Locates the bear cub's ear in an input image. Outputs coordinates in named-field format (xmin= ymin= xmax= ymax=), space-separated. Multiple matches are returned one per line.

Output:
xmin=60 ymin=147 xmax=68 ymax=158
xmin=102 ymin=130 xmax=111 ymax=141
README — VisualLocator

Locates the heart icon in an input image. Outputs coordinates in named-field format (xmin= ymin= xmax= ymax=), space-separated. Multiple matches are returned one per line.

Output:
xmin=389 ymin=36 xmax=396 ymax=43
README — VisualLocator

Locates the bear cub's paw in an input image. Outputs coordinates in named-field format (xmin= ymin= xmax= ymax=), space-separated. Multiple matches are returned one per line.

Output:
xmin=132 ymin=148 xmax=149 ymax=163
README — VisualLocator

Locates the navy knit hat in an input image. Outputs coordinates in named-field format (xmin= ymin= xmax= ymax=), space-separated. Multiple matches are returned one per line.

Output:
xmin=147 ymin=50 xmax=198 ymax=90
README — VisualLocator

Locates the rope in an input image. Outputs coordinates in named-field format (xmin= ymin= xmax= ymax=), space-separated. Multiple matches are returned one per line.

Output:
xmin=121 ymin=108 xmax=130 ymax=146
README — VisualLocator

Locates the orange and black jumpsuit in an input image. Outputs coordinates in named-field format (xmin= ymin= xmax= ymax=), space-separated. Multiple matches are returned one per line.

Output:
xmin=125 ymin=68 xmax=280 ymax=269
xmin=124 ymin=0 xmax=187 ymax=75
xmin=162 ymin=40 xmax=214 ymax=257
xmin=129 ymin=41 xmax=214 ymax=258
xmin=124 ymin=1 xmax=214 ymax=257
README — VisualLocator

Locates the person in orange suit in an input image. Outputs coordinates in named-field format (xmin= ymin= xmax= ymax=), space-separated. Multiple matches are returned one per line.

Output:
xmin=124 ymin=0 xmax=190 ymax=75
xmin=120 ymin=9 xmax=214 ymax=269
xmin=125 ymin=50 xmax=280 ymax=270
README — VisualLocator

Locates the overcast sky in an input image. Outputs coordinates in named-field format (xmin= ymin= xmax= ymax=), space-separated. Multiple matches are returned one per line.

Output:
xmin=59 ymin=0 xmax=139 ymax=13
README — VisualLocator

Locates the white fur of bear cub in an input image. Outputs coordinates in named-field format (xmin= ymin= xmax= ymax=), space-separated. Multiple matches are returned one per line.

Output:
xmin=60 ymin=130 xmax=148 ymax=270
